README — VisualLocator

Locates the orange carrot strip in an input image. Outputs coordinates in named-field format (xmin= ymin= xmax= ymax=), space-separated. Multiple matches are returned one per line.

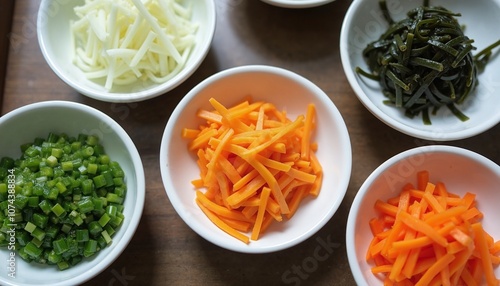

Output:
xmin=220 ymin=217 xmax=251 ymax=232
xmin=286 ymin=185 xmax=308 ymax=219
xmin=257 ymin=155 xmax=292 ymax=172
xmin=460 ymin=267 xmax=479 ymax=286
xmin=189 ymin=128 xmax=218 ymax=151
xmin=196 ymin=199 xmax=250 ymax=244
xmin=449 ymin=246 xmax=474 ymax=284
xmin=286 ymin=167 xmax=317 ymax=184
xmin=375 ymin=199 xmax=399 ymax=218
xmin=417 ymin=170 xmax=429 ymax=191
xmin=461 ymin=207 xmax=484 ymax=223
xmin=309 ymin=171 xmax=323 ymax=197
xmin=398 ymin=211 xmax=448 ymax=247
xmin=197 ymin=109 xmax=223 ymax=124
xmin=369 ymin=218 xmax=386 ymax=236
xmin=191 ymin=179 xmax=204 ymax=188
xmin=300 ymin=103 xmax=315 ymax=160
xmin=217 ymin=155 xmax=242 ymax=185
xmin=389 ymin=202 xmax=420 ymax=281
xmin=423 ymin=191 xmax=445 ymax=213
xmin=241 ymin=205 xmax=258 ymax=220
xmin=415 ymin=253 xmax=455 ymax=286
xmin=367 ymin=236 xmax=381 ymax=261
xmin=370 ymin=237 xmax=386 ymax=259
xmin=195 ymin=191 xmax=252 ymax=222
xmin=462 ymin=192 xmax=476 ymax=209
xmin=493 ymin=241 xmax=500 ymax=254
xmin=449 ymin=227 xmax=474 ymax=249
xmin=372 ymin=265 xmax=393 ymax=274
xmin=259 ymin=213 xmax=275 ymax=234
xmin=392 ymin=222 xmax=455 ymax=251
xmin=381 ymin=220 xmax=405 ymax=257
xmin=182 ymin=128 xmax=200 ymax=139
xmin=251 ymin=187 xmax=271 ymax=240
xmin=227 ymin=173 xmax=267 ymax=208
xmin=245 ymin=156 xmax=289 ymax=214
xmin=435 ymin=182 xmax=448 ymax=197
xmin=255 ymin=105 xmax=265 ymax=131
xmin=243 ymin=115 xmax=304 ymax=157
xmin=433 ymin=243 xmax=451 ymax=286
xmin=233 ymin=169 xmax=259 ymax=191
xmin=471 ymin=222 xmax=499 ymax=286
xmin=424 ymin=205 xmax=467 ymax=227
xmin=397 ymin=189 xmax=411 ymax=213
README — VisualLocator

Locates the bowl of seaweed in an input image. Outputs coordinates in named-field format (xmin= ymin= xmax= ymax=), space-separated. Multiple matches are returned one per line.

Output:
xmin=341 ymin=0 xmax=500 ymax=141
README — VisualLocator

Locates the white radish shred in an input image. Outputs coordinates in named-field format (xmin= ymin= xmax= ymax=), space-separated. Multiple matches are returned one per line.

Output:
xmin=70 ymin=0 xmax=198 ymax=91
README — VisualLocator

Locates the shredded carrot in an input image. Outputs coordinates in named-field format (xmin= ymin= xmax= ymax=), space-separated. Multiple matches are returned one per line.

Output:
xmin=366 ymin=170 xmax=500 ymax=285
xmin=183 ymin=98 xmax=322 ymax=243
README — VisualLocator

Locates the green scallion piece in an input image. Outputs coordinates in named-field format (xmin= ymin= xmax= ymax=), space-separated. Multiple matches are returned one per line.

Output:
xmin=24 ymin=242 xmax=43 ymax=258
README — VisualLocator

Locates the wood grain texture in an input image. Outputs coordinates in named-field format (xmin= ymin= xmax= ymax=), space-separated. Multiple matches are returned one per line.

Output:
xmin=1 ymin=1 xmax=499 ymax=285
xmin=0 ymin=0 xmax=16 ymax=109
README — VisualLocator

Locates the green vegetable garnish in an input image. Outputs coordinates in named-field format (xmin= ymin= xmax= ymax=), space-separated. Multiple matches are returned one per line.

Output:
xmin=357 ymin=0 xmax=500 ymax=125
xmin=0 ymin=133 xmax=126 ymax=270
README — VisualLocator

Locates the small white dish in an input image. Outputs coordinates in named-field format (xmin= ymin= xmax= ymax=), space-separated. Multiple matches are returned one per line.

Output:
xmin=347 ymin=145 xmax=500 ymax=285
xmin=0 ymin=101 xmax=145 ymax=286
xmin=340 ymin=0 xmax=500 ymax=141
xmin=260 ymin=0 xmax=335 ymax=9
xmin=159 ymin=65 xmax=352 ymax=253
xmin=37 ymin=0 xmax=216 ymax=103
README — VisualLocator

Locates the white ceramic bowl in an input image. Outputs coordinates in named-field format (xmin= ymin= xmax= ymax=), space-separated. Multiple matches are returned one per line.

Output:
xmin=37 ymin=0 xmax=216 ymax=103
xmin=340 ymin=0 xmax=500 ymax=141
xmin=260 ymin=0 xmax=335 ymax=8
xmin=346 ymin=145 xmax=500 ymax=285
xmin=0 ymin=101 xmax=145 ymax=286
xmin=159 ymin=65 xmax=352 ymax=253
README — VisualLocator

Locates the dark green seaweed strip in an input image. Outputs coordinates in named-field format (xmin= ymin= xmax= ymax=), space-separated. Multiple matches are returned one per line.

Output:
xmin=379 ymin=0 xmax=393 ymax=24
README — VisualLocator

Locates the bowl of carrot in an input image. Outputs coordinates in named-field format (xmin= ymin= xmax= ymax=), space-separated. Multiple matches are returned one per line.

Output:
xmin=159 ymin=65 xmax=352 ymax=253
xmin=346 ymin=145 xmax=500 ymax=285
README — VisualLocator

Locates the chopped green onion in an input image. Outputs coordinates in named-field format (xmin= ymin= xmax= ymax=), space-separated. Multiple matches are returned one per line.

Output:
xmin=0 ymin=132 xmax=127 ymax=270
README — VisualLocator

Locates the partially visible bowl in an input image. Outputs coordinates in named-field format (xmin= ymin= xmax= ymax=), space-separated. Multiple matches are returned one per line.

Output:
xmin=260 ymin=0 xmax=335 ymax=8
xmin=340 ymin=0 xmax=500 ymax=141
xmin=0 ymin=101 xmax=145 ymax=286
xmin=159 ymin=65 xmax=352 ymax=253
xmin=346 ymin=145 xmax=500 ymax=285
xmin=37 ymin=0 xmax=216 ymax=103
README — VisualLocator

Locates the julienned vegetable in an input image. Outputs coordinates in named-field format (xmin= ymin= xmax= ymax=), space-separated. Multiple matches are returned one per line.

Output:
xmin=182 ymin=98 xmax=323 ymax=243
xmin=0 ymin=133 xmax=126 ymax=270
xmin=367 ymin=170 xmax=500 ymax=285
xmin=71 ymin=0 xmax=198 ymax=90
xmin=357 ymin=0 xmax=500 ymax=125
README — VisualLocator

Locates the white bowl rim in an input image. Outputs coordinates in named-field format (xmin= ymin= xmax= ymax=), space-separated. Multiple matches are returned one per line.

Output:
xmin=260 ymin=0 xmax=336 ymax=8
xmin=340 ymin=0 xmax=500 ymax=141
xmin=36 ymin=0 xmax=217 ymax=103
xmin=0 ymin=100 xmax=146 ymax=286
xmin=346 ymin=145 xmax=500 ymax=285
xmin=159 ymin=64 xmax=352 ymax=253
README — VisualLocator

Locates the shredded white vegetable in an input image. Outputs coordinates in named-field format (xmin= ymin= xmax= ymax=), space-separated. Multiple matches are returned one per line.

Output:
xmin=70 ymin=0 xmax=198 ymax=91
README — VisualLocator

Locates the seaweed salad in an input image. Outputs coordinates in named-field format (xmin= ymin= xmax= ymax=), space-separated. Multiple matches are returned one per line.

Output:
xmin=357 ymin=0 xmax=500 ymax=124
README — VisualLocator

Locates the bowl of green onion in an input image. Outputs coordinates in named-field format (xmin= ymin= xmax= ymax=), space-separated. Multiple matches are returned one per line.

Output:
xmin=37 ymin=0 xmax=216 ymax=103
xmin=0 ymin=101 xmax=145 ymax=285
xmin=340 ymin=0 xmax=500 ymax=141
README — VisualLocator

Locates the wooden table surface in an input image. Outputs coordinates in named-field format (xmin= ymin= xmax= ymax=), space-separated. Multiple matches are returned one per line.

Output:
xmin=2 ymin=1 xmax=499 ymax=285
